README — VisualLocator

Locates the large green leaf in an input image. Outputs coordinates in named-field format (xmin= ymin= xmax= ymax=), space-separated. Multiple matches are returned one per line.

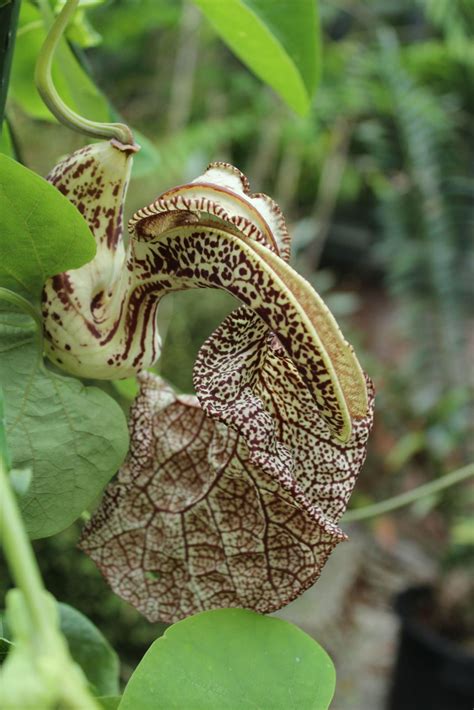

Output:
xmin=58 ymin=603 xmax=120 ymax=697
xmin=192 ymin=0 xmax=320 ymax=115
xmin=10 ymin=2 xmax=109 ymax=122
xmin=0 ymin=314 xmax=129 ymax=539
xmin=119 ymin=609 xmax=336 ymax=710
xmin=0 ymin=154 xmax=96 ymax=300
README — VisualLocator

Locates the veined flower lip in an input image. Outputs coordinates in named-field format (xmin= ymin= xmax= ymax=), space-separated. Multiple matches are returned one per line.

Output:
xmin=79 ymin=369 xmax=375 ymax=623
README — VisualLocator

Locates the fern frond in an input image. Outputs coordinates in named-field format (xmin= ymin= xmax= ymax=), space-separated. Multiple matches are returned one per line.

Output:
xmin=375 ymin=30 xmax=470 ymax=392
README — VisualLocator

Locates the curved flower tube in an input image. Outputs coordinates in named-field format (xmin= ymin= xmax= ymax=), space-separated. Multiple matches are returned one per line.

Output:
xmin=43 ymin=141 xmax=375 ymax=622
xmin=43 ymin=144 xmax=366 ymax=441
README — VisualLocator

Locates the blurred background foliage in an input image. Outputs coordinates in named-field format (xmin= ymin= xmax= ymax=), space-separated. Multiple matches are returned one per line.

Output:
xmin=1 ymin=0 xmax=473 ymax=681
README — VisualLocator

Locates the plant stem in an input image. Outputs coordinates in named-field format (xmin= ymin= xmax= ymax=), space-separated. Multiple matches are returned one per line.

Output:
xmin=35 ymin=0 xmax=135 ymax=145
xmin=0 ymin=455 xmax=49 ymax=635
xmin=0 ymin=0 xmax=21 ymax=130
xmin=343 ymin=462 xmax=474 ymax=522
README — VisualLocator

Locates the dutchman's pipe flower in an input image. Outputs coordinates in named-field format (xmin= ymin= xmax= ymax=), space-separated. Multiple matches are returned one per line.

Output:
xmin=43 ymin=140 xmax=374 ymax=622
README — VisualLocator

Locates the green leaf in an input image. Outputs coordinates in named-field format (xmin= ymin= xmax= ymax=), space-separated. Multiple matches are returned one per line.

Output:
xmin=0 ymin=154 xmax=96 ymax=300
xmin=191 ymin=0 xmax=320 ymax=115
xmin=58 ymin=604 xmax=120 ymax=697
xmin=0 ymin=606 xmax=12 ymax=664
xmin=119 ymin=609 xmax=336 ymax=710
xmin=0 ymin=314 xmax=129 ymax=539
xmin=10 ymin=2 xmax=109 ymax=122
xmin=89 ymin=0 xmax=180 ymax=51
xmin=386 ymin=430 xmax=426 ymax=472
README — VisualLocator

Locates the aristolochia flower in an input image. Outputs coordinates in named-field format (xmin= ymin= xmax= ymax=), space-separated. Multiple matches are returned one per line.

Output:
xmin=43 ymin=140 xmax=374 ymax=623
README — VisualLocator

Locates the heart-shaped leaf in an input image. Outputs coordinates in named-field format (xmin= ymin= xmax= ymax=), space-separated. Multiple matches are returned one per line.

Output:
xmin=0 ymin=155 xmax=96 ymax=301
xmin=0 ymin=314 xmax=128 ymax=538
xmin=119 ymin=608 xmax=335 ymax=710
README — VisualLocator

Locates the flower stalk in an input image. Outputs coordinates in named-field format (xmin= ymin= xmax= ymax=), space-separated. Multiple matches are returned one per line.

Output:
xmin=0 ymin=452 xmax=47 ymax=635
xmin=35 ymin=0 xmax=135 ymax=145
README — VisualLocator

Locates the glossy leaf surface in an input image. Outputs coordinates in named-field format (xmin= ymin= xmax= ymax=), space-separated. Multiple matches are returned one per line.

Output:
xmin=98 ymin=697 xmax=121 ymax=710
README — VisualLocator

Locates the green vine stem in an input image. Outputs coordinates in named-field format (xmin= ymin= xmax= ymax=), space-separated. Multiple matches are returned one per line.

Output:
xmin=0 ymin=454 xmax=48 ymax=635
xmin=0 ymin=0 xmax=21 ymax=129
xmin=343 ymin=462 xmax=474 ymax=522
xmin=35 ymin=0 xmax=135 ymax=145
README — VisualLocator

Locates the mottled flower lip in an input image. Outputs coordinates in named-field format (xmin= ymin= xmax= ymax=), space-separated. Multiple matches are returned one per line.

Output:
xmin=79 ymin=365 xmax=375 ymax=624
